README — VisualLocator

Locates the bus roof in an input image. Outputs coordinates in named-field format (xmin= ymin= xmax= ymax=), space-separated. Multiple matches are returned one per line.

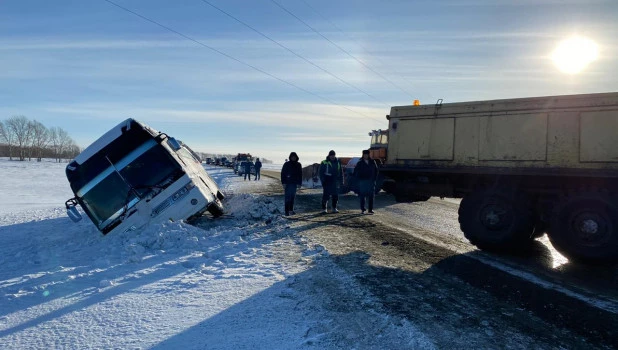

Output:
xmin=73 ymin=118 xmax=159 ymax=165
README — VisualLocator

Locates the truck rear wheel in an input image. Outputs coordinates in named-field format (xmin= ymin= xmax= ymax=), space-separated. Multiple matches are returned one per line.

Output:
xmin=458 ymin=189 xmax=534 ymax=251
xmin=548 ymin=192 xmax=618 ymax=263
xmin=207 ymin=200 xmax=224 ymax=218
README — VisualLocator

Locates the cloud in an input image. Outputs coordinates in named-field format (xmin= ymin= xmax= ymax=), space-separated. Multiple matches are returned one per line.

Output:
xmin=41 ymin=100 xmax=385 ymax=128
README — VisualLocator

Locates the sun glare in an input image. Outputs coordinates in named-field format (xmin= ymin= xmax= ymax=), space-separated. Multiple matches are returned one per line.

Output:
xmin=552 ymin=36 xmax=598 ymax=74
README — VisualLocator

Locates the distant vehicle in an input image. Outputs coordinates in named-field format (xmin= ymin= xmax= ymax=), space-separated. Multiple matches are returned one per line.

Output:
xmin=64 ymin=118 xmax=225 ymax=235
xmin=233 ymin=153 xmax=252 ymax=173
xmin=205 ymin=157 xmax=213 ymax=164
xmin=339 ymin=157 xmax=360 ymax=194
xmin=237 ymin=161 xmax=256 ymax=176
xmin=378 ymin=92 xmax=618 ymax=263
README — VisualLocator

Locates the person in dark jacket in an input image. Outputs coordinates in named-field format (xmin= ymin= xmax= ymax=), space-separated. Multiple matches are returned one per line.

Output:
xmin=319 ymin=150 xmax=343 ymax=213
xmin=243 ymin=161 xmax=252 ymax=181
xmin=254 ymin=158 xmax=262 ymax=181
xmin=353 ymin=149 xmax=379 ymax=214
xmin=281 ymin=152 xmax=302 ymax=216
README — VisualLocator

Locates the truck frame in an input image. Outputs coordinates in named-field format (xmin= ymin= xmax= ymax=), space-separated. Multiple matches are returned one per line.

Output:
xmin=380 ymin=92 xmax=618 ymax=262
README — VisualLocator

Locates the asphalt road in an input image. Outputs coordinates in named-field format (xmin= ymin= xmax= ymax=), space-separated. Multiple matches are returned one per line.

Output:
xmin=256 ymin=168 xmax=618 ymax=348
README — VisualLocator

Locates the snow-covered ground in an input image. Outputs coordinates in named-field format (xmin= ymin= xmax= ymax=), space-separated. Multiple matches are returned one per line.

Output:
xmin=0 ymin=159 xmax=434 ymax=349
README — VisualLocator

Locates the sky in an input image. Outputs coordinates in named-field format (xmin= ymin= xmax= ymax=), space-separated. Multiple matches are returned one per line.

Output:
xmin=1 ymin=0 xmax=617 ymax=164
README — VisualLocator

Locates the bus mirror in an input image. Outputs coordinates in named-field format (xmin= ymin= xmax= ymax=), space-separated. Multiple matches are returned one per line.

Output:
xmin=65 ymin=198 xmax=82 ymax=223
xmin=167 ymin=137 xmax=182 ymax=151
xmin=67 ymin=206 xmax=82 ymax=223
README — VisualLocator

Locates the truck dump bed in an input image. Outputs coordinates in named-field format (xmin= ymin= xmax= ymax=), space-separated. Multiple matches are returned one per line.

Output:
xmin=386 ymin=92 xmax=618 ymax=175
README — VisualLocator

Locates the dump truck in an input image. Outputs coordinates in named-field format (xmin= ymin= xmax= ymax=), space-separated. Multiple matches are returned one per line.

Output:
xmin=379 ymin=92 xmax=618 ymax=263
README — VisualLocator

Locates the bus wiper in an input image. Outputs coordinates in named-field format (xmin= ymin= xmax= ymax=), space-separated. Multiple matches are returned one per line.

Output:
xmin=133 ymin=172 xmax=181 ymax=200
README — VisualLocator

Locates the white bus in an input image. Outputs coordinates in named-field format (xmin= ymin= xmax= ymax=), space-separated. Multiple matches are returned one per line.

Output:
xmin=65 ymin=118 xmax=224 ymax=235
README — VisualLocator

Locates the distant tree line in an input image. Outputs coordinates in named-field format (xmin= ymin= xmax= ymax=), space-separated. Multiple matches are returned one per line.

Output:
xmin=0 ymin=116 xmax=80 ymax=162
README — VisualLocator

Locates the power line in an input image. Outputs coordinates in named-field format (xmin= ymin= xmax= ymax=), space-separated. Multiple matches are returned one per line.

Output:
xmin=270 ymin=0 xmax=415 ymax=99
xmin=101 ymin=0 xmax=383 ymax=123
xmin=199 ymin=0 xmax=389 ymax=108
xmin=298 ymin=0 xmax=418 ymax=98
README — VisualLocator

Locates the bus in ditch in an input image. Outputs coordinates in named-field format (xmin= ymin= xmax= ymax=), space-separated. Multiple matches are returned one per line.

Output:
xmin=64 ymin=118 xmax=225 ymax=235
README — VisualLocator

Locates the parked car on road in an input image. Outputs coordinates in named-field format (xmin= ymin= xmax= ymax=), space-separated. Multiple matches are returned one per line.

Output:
xmin=237 ymin=161 xmax=256 ymax=176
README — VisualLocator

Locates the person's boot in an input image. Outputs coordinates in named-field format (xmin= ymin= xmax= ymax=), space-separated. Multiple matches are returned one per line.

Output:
xmin=284 ymin=202 xmax=290 ymax=216
xmin=332 ymin=199 xmax=339 ymax=213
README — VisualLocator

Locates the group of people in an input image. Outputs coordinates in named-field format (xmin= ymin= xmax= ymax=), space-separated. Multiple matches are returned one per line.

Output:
xmin=280 ymin=150 xmax=378 ymax=217
xmin=243 ymin=158 xmax=262 ymax=181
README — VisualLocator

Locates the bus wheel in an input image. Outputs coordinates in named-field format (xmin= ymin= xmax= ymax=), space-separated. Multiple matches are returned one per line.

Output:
xmin=208 ymin=200 xmax=224 ymax=218
xmin=458 ymin=189 xmax=534 ymax=251
xmin=548 ymin=192 xmax=618 ymax=263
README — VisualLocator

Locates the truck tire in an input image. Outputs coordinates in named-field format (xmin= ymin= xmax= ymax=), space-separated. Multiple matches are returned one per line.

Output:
xmin=548 ymin=192 xmax=618 ymax=263
xmin=458 ymin=189 xmax=534 ymax=251
xmin=531 ymin=221 xmax=547 ymax=239
xmin=207 ymin=200 xmax=224 ymax=218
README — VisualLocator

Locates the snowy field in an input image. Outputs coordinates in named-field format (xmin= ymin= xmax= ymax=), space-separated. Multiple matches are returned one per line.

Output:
xmin=0 ymin=159 xmax=433 ymax=349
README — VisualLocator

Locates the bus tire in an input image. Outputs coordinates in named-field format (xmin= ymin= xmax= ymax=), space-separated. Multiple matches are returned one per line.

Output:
xmin=208 ymin=200 xmax=224 ymax=218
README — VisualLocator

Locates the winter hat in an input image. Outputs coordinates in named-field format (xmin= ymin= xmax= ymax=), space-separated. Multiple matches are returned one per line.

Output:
xmin=289 ymin=152 xmax=299 ymax=161
xmin=328 ymin=150 xmax=336 ymax=156
xmin=362 ymin=149 xmax=370 ymax=155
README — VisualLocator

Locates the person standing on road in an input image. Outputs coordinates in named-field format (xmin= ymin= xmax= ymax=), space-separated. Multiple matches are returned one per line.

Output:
xmin=281 ymin=152 xmax=302 ymax=216
xmin=243 ymin=161 xmax=252 ymax=181
xmin=254 ymin=158 xmax=262 ymax=181
xmin=354 ymin=149 xmax=379 ymax=214
xmin=319 ymin=150 xmax=343 ymax=213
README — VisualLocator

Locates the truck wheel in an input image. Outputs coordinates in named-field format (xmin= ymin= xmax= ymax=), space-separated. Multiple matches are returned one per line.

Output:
xmin=207 ymin=200 xmax=224 ymax=218
xmin=458 ymin=189 xmax=534 ymax=251
xmin=548 ymin=192 xmax=618 ymax=263
xmin=531 ymin=221 xmax=547 ymax=239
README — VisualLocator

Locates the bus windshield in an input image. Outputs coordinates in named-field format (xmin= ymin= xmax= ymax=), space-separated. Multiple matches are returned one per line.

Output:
xmin=79 ymin=143 xmax=183 ymax=229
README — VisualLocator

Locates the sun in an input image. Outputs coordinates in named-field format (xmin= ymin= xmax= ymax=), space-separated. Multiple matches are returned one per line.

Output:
xmin=551 ymin=36 xmax=598 ymax=74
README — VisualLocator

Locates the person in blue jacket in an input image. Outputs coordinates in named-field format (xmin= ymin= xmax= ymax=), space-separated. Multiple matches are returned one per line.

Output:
xmin=353 ymin=149 xmax=379 ymax=214
xmin=319 ymin=150 xmax=343 ymax=213
xmin=243 ymin=161 xmax=252 ymax=181
xmin=281 ymin=152 xmax=302 ymax=216
xmin=254 ymin=158 xmax=262 ymax=181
